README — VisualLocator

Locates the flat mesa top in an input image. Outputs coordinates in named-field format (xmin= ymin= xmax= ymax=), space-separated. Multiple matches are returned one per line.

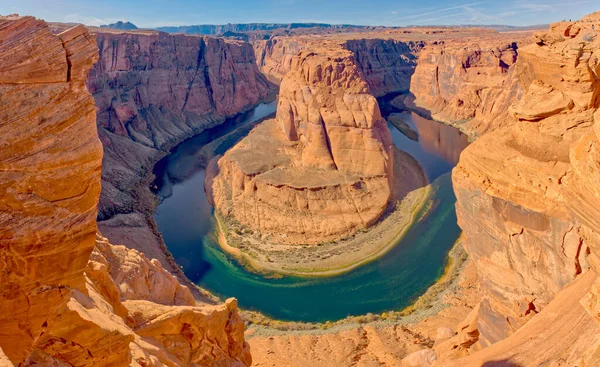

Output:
xmin=45 ymin=19 xmax=537 ymax=44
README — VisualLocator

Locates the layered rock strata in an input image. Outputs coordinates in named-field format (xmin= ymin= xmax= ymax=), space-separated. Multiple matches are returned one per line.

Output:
xmin=0 ymin=15 xmax=103 ymax=361
xmin=253 ymin=37 xmax=424 ymax=96
xmin=0 ymin=16 xmax=250 ymax=366
xmin=344 ymin=39 xmax=423 ymax=96
xmin=85 ymin=28 xmax=274 ymax=275
xmin=406 ymin=41 xmax=525 ymax=137
xmin=209 ymin=47 xmax=394 ymax=245
xmin=431 ymin=12 xmax=600 ymax=365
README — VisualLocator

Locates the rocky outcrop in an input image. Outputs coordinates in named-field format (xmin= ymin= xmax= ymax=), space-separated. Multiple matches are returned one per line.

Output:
xmin=407 ymin=40 xmax=526 ymax=137
xmin=0 ymin=16 xmax=251 ymax=366
xmin=209 ymin=47 xmax=394 ymax=244
xmin=85 ymin=28 xmax=273 ymax=273
xmin=438 ymin=12 xmax=600 ymax=364
xmin=92 ymin=235 xmax=252 ymax=367
xmin=253 ymin=37 xmax=423 ymax=96
xmin=253 ymin=37 xmax=318 ymax=82
xmin=0 ymin=15 xmax=102 ymax=361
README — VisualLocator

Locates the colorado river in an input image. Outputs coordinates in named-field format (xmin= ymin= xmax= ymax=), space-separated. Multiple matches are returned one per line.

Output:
xmin=153 ymin=96 xmax=469 ymax=322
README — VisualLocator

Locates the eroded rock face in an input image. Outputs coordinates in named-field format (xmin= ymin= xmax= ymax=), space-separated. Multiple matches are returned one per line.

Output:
xmin=90 ymin=235 xmax=252 ymax=367
xmin=0 ymin=15 xmax=102 ymax=362
xmin=210 ymin=48 xmax=394 ymax=244
xmin=342 ymin=39 xmax=423 ymax=97
xmin=84 ymin=28 xmax=274 ymax=281
xmin=253 ymin=37 xmax=315 ymax=82
xmin=446 ymin=12 xmax=600 ymax=364
xmin=408 ymin=41 xmax=525 ymax=137
xmin=0 ymin=16 xmax=251 ymax=366
xmin=253 ymin=37 xmax=423 ymax=96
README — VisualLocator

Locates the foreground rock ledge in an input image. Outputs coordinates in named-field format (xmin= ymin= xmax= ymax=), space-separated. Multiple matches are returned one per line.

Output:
xmin=0 ymin=15 xmax=250 ymax=366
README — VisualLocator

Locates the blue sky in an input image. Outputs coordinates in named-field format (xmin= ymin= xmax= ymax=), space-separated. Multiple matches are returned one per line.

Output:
xmin=1 ymin=0 xmax=598 ymax=28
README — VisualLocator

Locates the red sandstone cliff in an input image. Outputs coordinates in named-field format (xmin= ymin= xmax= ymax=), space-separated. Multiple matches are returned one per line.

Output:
xmin=209 ymin=46 xmax=394 ymax=245
xmin=253 ymin=36 xmax=423 ymax=96
xmin=406 ymin=40 xmax=527 ymax=138
xmin=254 ymin=32 xmax=531 ymax=139
xmin=429 ymin=12 xmax=600 ymax=365
xmin=0 ymin=16 xmax=251 ymax=366
xmin=83 ymin=29 xmax=274 ymax=276
xmin=344 ymin=39 xmax=424 ymax=96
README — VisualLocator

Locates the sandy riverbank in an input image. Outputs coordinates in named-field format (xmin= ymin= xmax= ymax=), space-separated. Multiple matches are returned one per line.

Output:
xmin=245 ymin=243 xmax=479 ymax=366
xmin=242 ymin=237 xmax=476 ymax=330
xmin=214 ymin=147 xmax=430 ymax=277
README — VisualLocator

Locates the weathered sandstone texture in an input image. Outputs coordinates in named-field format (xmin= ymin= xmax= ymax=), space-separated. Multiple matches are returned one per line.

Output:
xmin=253 ymin=37 xmax=316 ymax=82
xmin=406 ymin=40 xmax=527 ymax=138
xmin=0 ymin=16 xmax=250 ymax=366
xmin=427 ymin=12 xmax=600 ymax=365
xmin=344 ymin=39 xmax=423 ymax=96
xmin=253 ymin=37 xmax=423 ymax=96
xmin=209 ymin=47 xmax=394 ymax=245
xmin=0 ymin=15 xmax=102 ymax=361
xmin=85 ymin=28 xmax=273 ymax=275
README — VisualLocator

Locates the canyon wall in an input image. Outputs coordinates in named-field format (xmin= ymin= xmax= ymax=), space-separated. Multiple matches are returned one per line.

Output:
xmin=406 ymin=40 xmax=526 ymax=138
xmin=156 ymin=23 xmax=371 ymax=36
xmin=253 ymin=37 xmax=315 ymax=82
xmin=253 ymin=37 xmax=423 ymax=96
xmin=435 ymin=12 xmax=600 ymax=365
xmin=0 ymin=16 xmax=251 ymax=366
xmin=254 ymin=33 xmax=529 ymax=139
xmin=85 ymin=29 xmax=274 ymax=270
xmin=209 ymin=46 xmax=394 ymax=244
xmin=344 ymin=39 xmax=423 ymax=96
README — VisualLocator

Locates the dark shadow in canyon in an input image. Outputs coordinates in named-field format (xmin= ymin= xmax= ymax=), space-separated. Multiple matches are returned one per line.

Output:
xmin=380 ymin=92 xmax=469 ymax=179
xmin=152 ymin=105 xmax=277 ymax=192
xmin=381 ymin=91 xmax=435 ymax=120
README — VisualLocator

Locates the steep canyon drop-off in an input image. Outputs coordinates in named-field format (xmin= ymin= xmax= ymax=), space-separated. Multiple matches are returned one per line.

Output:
xmin=0 ymin=16 xmax=251 ymax=366
xmin=86 ymin=27 xmax=274 ymax=279
xmin=209 ymin=45 xmax=395 ymax=245
xmin=3 ymin=10 xmax=600 ymax=367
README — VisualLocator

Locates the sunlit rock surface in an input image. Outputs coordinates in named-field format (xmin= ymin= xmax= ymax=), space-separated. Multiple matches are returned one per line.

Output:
xmin=407 ymin=40 xmax=526 ymax=137
xmin=209 ymin=46 xmax=394 ymax=244
xmin=439 ymin=11 xmax=600 ymax=365
xmin=0 ymin=16 xmax=251 ymax=366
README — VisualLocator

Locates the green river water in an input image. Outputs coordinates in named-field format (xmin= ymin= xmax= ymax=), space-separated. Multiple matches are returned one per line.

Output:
xmin=153 ymin=97 xmax=469 ymax=322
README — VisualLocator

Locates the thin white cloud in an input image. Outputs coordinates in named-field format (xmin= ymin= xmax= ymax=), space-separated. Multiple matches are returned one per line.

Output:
xmin=63 ymin=13 xmax=109 ymax=26
xmin=394 ymin=1 xmax=489 ymax=21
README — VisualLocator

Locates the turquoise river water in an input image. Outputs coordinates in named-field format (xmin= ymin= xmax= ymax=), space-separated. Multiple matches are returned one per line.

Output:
xmin=152 ymin=96 xmax=469 ymax=322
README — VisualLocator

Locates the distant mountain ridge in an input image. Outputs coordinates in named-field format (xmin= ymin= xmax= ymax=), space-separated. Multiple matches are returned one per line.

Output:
xmin=100 ymin=21 xmax=138 ymax=30
xmin=97 ymin=20 xmax=546 ymax=35
xmin=155 ymin=23 xmax=372 ymax=35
